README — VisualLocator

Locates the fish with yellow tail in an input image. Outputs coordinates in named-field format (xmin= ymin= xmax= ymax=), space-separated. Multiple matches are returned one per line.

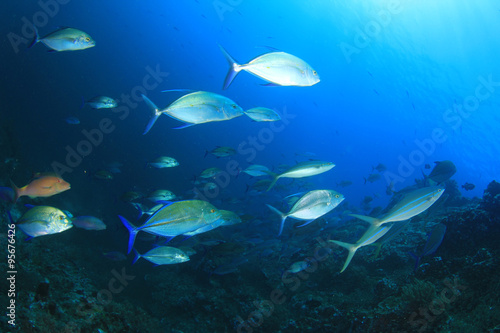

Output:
xmin=265 ymin=161 xmax=335 ymax=192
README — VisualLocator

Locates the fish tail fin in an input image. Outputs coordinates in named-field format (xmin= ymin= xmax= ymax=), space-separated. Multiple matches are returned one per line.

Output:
xmin=349 ymin=214 xmax=379 ymax=226
xmin=363 ymin=177 xmax=367 ymax=184
xmin=266 ymin=204 xmax=287 ymax=236
xmin=132 ymin=248 xmax=141 ymax=264
xmin=118 ymin=215 xmax=138 ymax=254
xmin=9 ymin=180 xmax=20 ymax=203
xmin=409 ymin=251 xmax=421 ymax=271
xmin=265 ymin=172 xmax=279 ymax=192
xmin=28 ymin=24 xmax=39 ymax=49
xmin=330 ymin=240 xmax=358 ymax=273
xmin=142 ymin=94 xmax=161 ymax=135
xmin=80 ymin=96 xmax=86 ymax=109
xmin=219 ymin=44 xmax=242 ymax=90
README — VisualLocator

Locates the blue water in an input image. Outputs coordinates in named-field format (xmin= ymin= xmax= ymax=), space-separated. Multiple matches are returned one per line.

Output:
xmin=1 ymin=1 xmax=500 ymax=331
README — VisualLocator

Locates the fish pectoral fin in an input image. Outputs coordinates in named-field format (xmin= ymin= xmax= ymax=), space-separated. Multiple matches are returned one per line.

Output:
xmin=295 ymin=219 xmax=315 ymax=228
xmin=172 ymin=123 xmax=195 ymax=130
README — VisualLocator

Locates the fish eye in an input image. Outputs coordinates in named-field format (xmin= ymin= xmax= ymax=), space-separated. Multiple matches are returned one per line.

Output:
xmin=231 ymin=104 xmax=237 ymax=109
xmin=335 ymin=194 xmax=340 ymax=198
xmin=85 ymin=37 xmax=90 ymax=42
xmin=59 ymin=215 xmax=64 ymax=220
xmin=210 ymin=209 xmax=215 ymax=213
xmin=313 ymin=70 xmax=317 ymax=76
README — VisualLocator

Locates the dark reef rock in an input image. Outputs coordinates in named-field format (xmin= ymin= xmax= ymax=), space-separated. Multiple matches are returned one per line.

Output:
xmin=481 ymin=180 xmax=500 ymax=214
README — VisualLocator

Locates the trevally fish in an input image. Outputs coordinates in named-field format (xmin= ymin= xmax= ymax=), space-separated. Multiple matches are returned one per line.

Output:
xmin=219 ymin=45 xmax=320 ymax=89
xmin=119 ymin=200 xmax=221 ymax=253
xmin=142 ymin=91 xmax=244 ymax=134
xmin=266 ymin=161 xmax=335 ymax=191
xmin=82 ymin=96 xmax=117 ymax=109
xmin=147 ymin=156 xmax=179 ymax=168
xmin=147 ymin=189 xmax=176 ymax=202
xmin=330 ymin=225 xmax=392 ymax=273
xmin=267 ymin=189 xmax=345 ymax=236
xmin=200 ymin=167 xmax=222 ymax=179
xmin=285 ymin=260 xmax=310 ymax=274
xmin=10 ymin=174 xmax=70 ymax=203
xmin=243 ymin=164 xmax=271 ymax=177
xmin=29 ymin=26 xmax=95 ymax=52
xmin=14 ymin=206 xmax=73 ymax=239
xmin=244 ymin=107 xmax=281 ymax=122
xmin=205 ymin=146 xmax=236 ymax=158
xmin=350 ymin=186 xmax=445 ymax=228
xmin=132 ymin=246 xmax=189 ymax=266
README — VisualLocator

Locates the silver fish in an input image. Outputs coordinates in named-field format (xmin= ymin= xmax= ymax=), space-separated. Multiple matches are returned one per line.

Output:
xmin=132 ymin=246 xmax=189 ymax=265
xmin=267 ymin=189 xmax=344 ymax=236
xmin=15 ymin=206 xmax=72 ymax=238
xmin=82 ymin=96 xmax=117 ymax=109
xmin=147 ymin=156 xmax=179 ymax=168
xmin=244 ymin=107 xmax=281 ymax=122
xmin=142 ymin=91 xmax=244 ymax=134
xmin=29 ymin=26 xmax=95 ymax=52
xmin=266 ymin=160 xmax=335 ymax=191
xmin=219 ymin=45 xmax=320 ymax=89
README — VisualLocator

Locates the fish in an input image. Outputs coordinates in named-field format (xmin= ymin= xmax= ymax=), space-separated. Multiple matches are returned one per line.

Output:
xmin=205 ymin=146 xmax=236 ymax=158
xmin=82 ymin=96 xmax=117 ymax=109
xmin=71 ymin=216 xmax=106 ymax=231
xmin=266 ymin=189 xmax=345 ymax=236
xmin=350 ymin=186 xmax=445 ymax=230
xmin=15 ymin=206 xmax=73 ymax=239
xmin=336 ymin=180 xmax=353 ymax=188
xmin=204 ymin=182 xmax=217 ymax=191
xmin=130 ymin=202 xmax=163 ymax=219
xmin=372 ymin=163 xmax=387 ymax=173
xmin=132 ymin=246 xmax=189 ymax=265
xmin=285 ymin=260 xmax=310 ymax=274
xmin=10 ymin=174 xmax=70 ymax=203
xmin=364 ymin=173 xmax=381 ymax=184
xmin=119 ymin=200 xmax=221 ymax=253
xmin=93 ymin=170 xmax=113 ymax=180
xmin=147 ymin=156 xmax=179 ymax=168
xmin=219 ymin=45 xmax=320 ymax=89
xmin=266 ymin=161 xmax=335 ymax=191
xmin=200 ymin=167 xmax=222 ymax=179
xmin=244 ymin=107 xmax=281 ymax=122
xmin=142 ymin=91 xmax=244 ymax=134
xmin=423 ymin=160 xmax=457 ymax=185
xmin=409 ymin=223 xmax=446 ymax=270
xmin=147 ymin=189 xmax=176 ymax=202
xmin=120 ymin=191 xmax=143 ymax=202
xmin=330 ymin=225 xmax=392 ymax=273
xmin=461 ymin=183 xmax=475 ymax=191
xmin=102 ymin=251 xmax=127 ymax=261
xmin=65 ymin=117 xmax=80 ymax=125
xmin=29 ymin=26 xmax=95 ymax=52
xmin=242 ymin=164 xmax=271 ymax=177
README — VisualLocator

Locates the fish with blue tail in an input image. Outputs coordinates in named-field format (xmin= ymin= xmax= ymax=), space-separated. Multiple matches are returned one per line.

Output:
xmin=409 ymin=223 xmax=447 ymax=271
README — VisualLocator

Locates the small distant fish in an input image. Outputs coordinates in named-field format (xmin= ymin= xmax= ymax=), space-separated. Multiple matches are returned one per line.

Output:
xmin=364 ymin=173 xmax=381 ymax=184
xmin=130 ymin=202 xmax=163 ymax=219
xmin=461 ymin=183 xmax=475 ymax=191
xmin=219 ymin=45 xmax=320 ymax=89
xmin=285 ymin=260 xmax=310 ymax=274
xmin=120 ymin=191 xmax=143 ymax=202
xmin=29 ymin=26 xmax=95 ymax=52
xmin=242 ymin=164 xmax=270 ymax=177
xmin=372 ymin=163 xmax=387 ymax=173
xmin=147 ymin=156 xmax=179 ymax=168
xmin=65 ymin=117 xmax=80 ymax=125
xmin=337 ymin=180 xmax=353 ymax=188
xmin=204 ymin=182 xmax=217 ymax=191
xmin=10 ymin=174 xmax=70 ymax=203
xmin=132 ymin=246 xmax=189 ymax=266
xmin=102 ymin=251 xmax=127 ymax=261
xmin=200 ymin=167 xmax=222 ymax=179
xmin=14 ymin=206 xmax=73 ymax=239
xmin=409 ymin=223 xmax=447 ymax=270
xmin=266 ymin=161 xmax=335 ymax=191
xmin=93 ymin=170 xmax=113 ymax=180
xmin=72 ymin=216 xmax=106 ymax=231
xmin=82 ymin=96 xmax=117 ymax=109
xmin=244 ymin=107 xmax=281 ymax=122
xmin=205 ymin=146 xmax=236 ymax=158
xmin=147 ymin=189 xmax=176 ymax=202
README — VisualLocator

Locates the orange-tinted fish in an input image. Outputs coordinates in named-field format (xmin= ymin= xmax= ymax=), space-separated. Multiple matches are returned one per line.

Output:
xmin=10 ymin=174 xmax=71 ymax=202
